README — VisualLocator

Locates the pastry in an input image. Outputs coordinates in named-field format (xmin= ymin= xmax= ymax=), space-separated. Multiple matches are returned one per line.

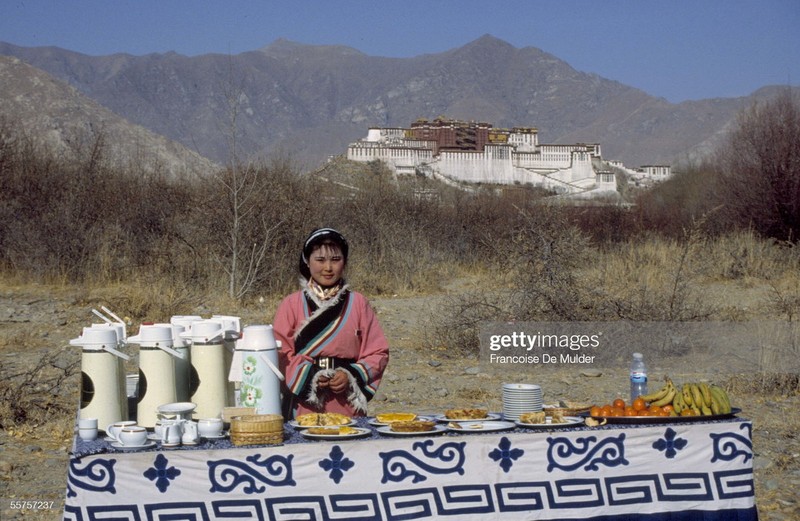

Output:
xmin=375 ymin=412 xmax=417 ymax=424
xmin=307 ymin=426 xmax=359 ymax=436
xmin=296 ymin=412 xmax=352 ymax=426
xmin=444 ymin=408 xmax=488 ymax=420
xmin=549 ymin=410 xmax=566 ymax=424
xmin=390 ymin=420 xmax=436 ymax=433
xmin=519 ymin=411 xmax=546 ymax=424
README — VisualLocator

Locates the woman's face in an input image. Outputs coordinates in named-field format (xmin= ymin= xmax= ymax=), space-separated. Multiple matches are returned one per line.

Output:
xmin=307 ymin=243 xmax=345 ymax=286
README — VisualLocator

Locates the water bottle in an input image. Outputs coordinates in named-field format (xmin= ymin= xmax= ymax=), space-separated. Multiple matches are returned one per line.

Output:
xmin=629 ymin=352 xmax=647 ymax=404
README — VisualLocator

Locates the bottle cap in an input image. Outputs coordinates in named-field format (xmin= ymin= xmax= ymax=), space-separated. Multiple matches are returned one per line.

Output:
xmin=633 ymin=352 xmax=643 ymax=359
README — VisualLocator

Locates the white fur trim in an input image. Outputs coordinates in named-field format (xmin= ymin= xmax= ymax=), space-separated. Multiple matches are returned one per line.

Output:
xmin=305 ymin=368 xmax=368 ymax=414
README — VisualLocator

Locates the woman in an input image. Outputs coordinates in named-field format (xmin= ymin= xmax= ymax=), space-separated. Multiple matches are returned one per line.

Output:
xmin=273 ymin=228 xmax=389 ymax=419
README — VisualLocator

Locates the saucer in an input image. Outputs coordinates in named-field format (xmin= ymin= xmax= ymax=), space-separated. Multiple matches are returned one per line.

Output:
xmin=162 ymin=442 xmax=181 ymax=448
xmin=110 ymin=441 xmax=156 ymax=451
xmin=202 ymin=433 xmax=227 ymax=440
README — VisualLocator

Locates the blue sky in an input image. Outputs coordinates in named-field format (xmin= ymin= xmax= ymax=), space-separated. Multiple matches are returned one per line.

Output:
xmin=2 ymin=0 xmax=798 ymax=103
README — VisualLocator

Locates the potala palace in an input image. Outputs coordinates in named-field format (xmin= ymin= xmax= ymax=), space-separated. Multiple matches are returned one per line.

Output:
xmin=346 ymin=117 xmax=670 ymax=196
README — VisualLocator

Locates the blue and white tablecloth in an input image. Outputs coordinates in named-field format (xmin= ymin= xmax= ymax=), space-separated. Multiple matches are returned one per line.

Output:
xmin=63 ymin=417 xmax=757 ymax=520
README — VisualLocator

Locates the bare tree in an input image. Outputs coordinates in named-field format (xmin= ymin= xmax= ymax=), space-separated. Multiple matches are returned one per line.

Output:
xmin=716 ymin=89 xmax=800 ymax=241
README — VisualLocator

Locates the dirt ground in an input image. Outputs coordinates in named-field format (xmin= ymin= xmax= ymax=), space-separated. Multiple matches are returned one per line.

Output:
xmin=0 ymin=281 xmax=798 ymax=520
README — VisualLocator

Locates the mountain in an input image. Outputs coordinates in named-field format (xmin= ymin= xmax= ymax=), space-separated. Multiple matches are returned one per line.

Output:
xmin=0 ymin=35 xmax=793 ymax=170
xmin=0 ymin=55 xmax=217 ymax=177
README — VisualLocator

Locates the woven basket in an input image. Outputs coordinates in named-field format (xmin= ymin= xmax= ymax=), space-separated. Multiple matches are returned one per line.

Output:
xmin=230 ymin=414 xmax=284 ymax=446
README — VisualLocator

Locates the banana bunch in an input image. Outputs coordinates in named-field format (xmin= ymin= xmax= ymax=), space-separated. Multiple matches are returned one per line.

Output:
xmin=638 ymin=376 xmax=677 ymax=407
xmin=672 ymin=382 xmax=731 ymax=416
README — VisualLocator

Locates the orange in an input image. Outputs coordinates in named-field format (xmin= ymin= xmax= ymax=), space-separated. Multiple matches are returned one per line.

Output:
xmin=590 ymin=406 xmax=601 ymax=417
xmin=632 ymin=397 xmax=646 ymax=411
xmin=613 ymin=398 xmax=626 ymax=409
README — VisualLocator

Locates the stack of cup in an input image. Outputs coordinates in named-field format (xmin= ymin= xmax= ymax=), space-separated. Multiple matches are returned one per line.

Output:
xmin=78 ymin=418 xmax=98 ymax=441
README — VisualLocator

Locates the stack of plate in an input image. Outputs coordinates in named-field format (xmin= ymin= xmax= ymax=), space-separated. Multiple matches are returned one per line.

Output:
xmin=502 ymin=383 xmax=543 ymax=421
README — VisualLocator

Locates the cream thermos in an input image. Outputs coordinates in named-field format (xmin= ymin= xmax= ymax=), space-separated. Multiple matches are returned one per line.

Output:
xmin=169 ymin=315 xmax=202 ymax=402
xmin=127 ymin=324 xmax=182 ymax=428
xmin=71 ymin=326 xmax=130 ymax=432
xmin=236 ymin=325 xmax=284 ymax=415
xmin=184 ymin=319 xmax=239 ymax=419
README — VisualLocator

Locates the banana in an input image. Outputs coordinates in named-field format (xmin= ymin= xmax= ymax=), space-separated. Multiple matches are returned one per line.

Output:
xmin=639 ymin=383 xmax=670 ymax=403
xmin=710 ymin=385 xmax=732 ymax=414
xmin=682 ymin=384 xmax=694 ymax=407
xmin=699 ymin=382 xmax=713 ymax=408
xmin=709 ymin=392 xmax=722 ymax=415
xmin=672 ymin=391 xmax=684 ymax=414
xmin=652 ymin=385 xmax=676 ymax=407
xmin=690 ymin=384 xmax=705 ymax=409
xmin=701 ymin=404 xmax=713 ymax=416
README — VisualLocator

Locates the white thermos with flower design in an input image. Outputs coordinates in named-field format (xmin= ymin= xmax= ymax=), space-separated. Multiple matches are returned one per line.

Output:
xmin=235 ymin=325 xmax=283 ymax=415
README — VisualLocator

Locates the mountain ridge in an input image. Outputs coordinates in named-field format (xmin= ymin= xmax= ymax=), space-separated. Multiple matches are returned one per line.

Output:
xmin=0 ymin=35 xmax=794 ymax=171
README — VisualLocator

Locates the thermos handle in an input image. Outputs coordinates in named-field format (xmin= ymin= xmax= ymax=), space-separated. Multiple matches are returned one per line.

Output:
xmin=103 ymin=344 xmax=131 ymax=361
xmin=260 ymin=354 xmax=284 ymax=381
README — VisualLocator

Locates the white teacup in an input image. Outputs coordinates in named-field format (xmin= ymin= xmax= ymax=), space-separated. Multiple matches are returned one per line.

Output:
xmin=118 ymin=426 xmax=148 ymax=446
xmin=78 ymin=417 xmax=98 ymax=429
xmin=198 ymin=418 xmax=224 ymax=438
xmin=106 ymin=420 xmax=137 ymax=441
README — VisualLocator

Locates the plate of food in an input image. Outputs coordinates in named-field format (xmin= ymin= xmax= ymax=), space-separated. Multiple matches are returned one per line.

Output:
xmin=368 ymin=412 xmax=433 ymax=427
xmin=434 ymin=408 xmax=500 ymax=422
xmin=300 ymin=426 xmax=371 ymax=440
xmin=445 ymin=420 xmax=516 ymax=433
xmin=515 ymin=411 xmax=584 ymax=428
xmin=376 ymin=420 xmax=447 ymax=437
xmin=289 ymin=412 xmax=355 ymax=429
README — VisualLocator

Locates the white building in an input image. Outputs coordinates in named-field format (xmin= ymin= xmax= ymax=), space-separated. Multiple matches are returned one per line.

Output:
xmin=346 ymin=120 xmax=620 ymax=195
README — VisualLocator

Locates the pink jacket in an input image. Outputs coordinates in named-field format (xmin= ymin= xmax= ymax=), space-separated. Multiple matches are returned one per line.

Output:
xmin=274 ymin=288 xmax=389 ymax=418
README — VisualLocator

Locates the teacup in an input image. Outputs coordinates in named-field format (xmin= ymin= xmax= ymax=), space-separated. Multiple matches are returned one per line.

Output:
xmin=118 ymin=426 xmax=148 ymax=446
xmin=198 ymin=418 xmax=224 ymax=438
xmin=106 ymin=420 xmax=137 ymax=441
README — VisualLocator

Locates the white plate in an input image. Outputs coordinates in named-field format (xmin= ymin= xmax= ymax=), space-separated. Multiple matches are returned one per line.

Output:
xmin=300 ymin=427 xmax=371 ymax=441
xmin=433 ymin=413 xmax=501 ymax=423
xmin=445 ymin=420 xmax=516 ymax=433
xmin=289 ymin=419 xmax=356 ymax=429
xmin=202 ymin=433 xmax=228 ymax=440
xmin=368 ymin=415 xmax=433 ymax=427
xmin=515 ymin=416 xmax=584 ymax=429
xmin=157 ymin=402 xmax=197 ymax=416
xmin=376 ymin=424 xmax=448 ymax=437
xmin=110 ymin=441 xmax=157 ymax=451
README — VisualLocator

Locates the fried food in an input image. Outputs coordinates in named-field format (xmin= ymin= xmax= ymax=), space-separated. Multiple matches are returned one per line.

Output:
xmin=296 ymin=412 xmax=352 ymax=426
xmin=390 ymin=420 xmax=436 ymax=433
xmin=307 ymin=426 xmax=359 ymax=436
xmin=444 ymin=408 xmax=488 ymax=420
xmin=375 ymin=412 xmax=417 ymax=424
xmin=518 ymin=411 xmax=546 ymax=424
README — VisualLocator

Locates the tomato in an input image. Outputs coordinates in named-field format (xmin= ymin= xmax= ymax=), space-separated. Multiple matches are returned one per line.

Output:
xmin=632 ymin=397 xmax=647 ymax=411
xmin=613 ymin=398 xmax=626 ymax=409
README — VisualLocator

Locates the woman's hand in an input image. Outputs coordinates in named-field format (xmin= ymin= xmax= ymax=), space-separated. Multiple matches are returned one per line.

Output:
xmin=324 ymin=370 xmax=350 ymax=394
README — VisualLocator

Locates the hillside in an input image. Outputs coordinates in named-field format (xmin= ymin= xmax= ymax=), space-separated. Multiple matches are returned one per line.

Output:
xmin=0 ymin=55 xmax=217 ymax=177
xmin=0 ymin=35 xmax=794 ymax=170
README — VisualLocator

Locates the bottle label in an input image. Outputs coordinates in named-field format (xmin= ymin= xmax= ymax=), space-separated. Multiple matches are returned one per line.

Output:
xmin=630 ymin=374 xmax=647 ymax=384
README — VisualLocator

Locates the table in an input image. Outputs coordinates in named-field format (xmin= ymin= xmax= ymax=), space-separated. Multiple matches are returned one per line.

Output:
xmin=62 ymin=417 xmax=757 ymax=520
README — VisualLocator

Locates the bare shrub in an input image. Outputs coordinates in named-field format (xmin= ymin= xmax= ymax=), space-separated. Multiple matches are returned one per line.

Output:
xmin=0 ymin=346 xmax=79 ymax=428
xmin=715 ymin=89 xmax=800 ymax=241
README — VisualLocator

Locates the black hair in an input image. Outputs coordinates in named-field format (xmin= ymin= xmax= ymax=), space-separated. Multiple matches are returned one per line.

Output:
xmin=298 ymin=228 xmax=349 ymax=279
